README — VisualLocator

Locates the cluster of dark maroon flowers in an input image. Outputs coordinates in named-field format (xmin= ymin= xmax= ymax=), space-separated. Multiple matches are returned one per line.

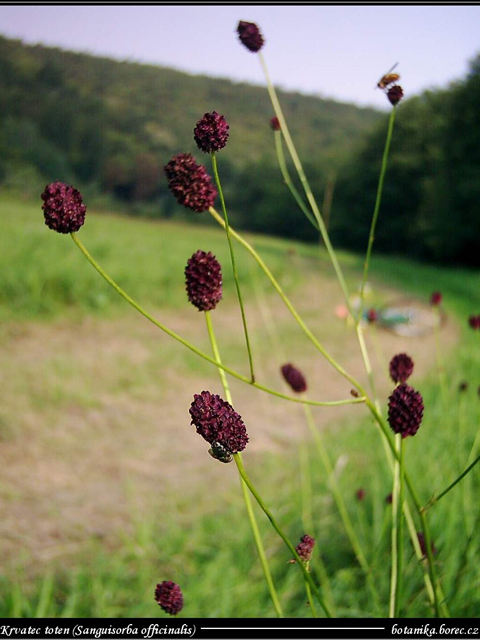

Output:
xmin=41 ymin=181 xmax=86 ymax=234
xmin=468 ymin=314 xmax=480 ymax=330
xmin=189 ymin=390 xmax=249 ymax=457
xmin=389 ymin=353 xmax=414 ymax=384
xmin=237 ymin=20 xmax=264 ymax=52
xmin=185 ymin=250 xmax=223 ymax=312
xmin=387 ymin=353 xmax=424 ymax=438
xmin=366 ymin=308 xmax=378 ymax=324
xmin=164 ymin=153 xmax=217 ymax=213
xmin=292 ymin=534 xmax=315 ymax=564
xmin=194 ymin=111 xmax=230 ymax=154
xmin=154 ymin=581 xmax=183 ymax=615
xmin=281 ymin=363 xmax=307 ymax=393
xmin=386 ymin=85 xmax=404 ymax=106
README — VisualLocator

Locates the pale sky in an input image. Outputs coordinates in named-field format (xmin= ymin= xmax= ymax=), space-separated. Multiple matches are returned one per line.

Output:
xmin=1 ymin=4 xmax=479 ymax=109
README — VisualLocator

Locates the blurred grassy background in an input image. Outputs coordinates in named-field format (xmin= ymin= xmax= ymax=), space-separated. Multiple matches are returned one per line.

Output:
xmin=0 ymin=194 xmax=479 ymax=617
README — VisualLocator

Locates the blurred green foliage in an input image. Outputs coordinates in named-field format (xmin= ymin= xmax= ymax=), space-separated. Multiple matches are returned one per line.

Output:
xmin=332 ymin=53 xmax=480 ymax=267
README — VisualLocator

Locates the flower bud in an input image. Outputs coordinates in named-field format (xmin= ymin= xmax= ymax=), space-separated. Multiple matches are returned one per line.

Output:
xmin=281 ymin=363 xmax=307 ymax=393
xmin=237 ymin=20 xmax=264 ymax=52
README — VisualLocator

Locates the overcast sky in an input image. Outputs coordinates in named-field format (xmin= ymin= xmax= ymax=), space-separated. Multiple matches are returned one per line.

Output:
xmin=1 ymin=4 xmax=479 ymax=109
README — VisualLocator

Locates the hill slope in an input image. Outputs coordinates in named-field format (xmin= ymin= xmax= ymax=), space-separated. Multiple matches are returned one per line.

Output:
xmin=0 ymin=35 xmax=380 ymax=205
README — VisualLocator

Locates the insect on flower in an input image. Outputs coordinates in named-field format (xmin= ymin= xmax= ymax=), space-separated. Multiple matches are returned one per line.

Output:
xmin=208 ymin=441 xmax=233 ymax=464
xmin=376 ymin=63 xmax=400 ymax=90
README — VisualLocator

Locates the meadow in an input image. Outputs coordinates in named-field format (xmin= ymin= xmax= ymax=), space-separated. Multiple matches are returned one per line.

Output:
xmin=0 ymin=192 xmax=479 ymax=618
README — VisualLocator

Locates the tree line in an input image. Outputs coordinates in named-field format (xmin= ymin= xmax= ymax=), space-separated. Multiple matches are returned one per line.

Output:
xmin=1 ymin=35 xmax=479 ymax=265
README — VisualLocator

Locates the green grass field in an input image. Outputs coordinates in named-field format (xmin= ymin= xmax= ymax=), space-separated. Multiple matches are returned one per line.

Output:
xmin=0 ymin=194 xmax=479 ymax=618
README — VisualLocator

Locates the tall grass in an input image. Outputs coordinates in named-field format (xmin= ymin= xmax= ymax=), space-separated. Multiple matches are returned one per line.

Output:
xmin=0 ymin=194 xmax=479 ymax=617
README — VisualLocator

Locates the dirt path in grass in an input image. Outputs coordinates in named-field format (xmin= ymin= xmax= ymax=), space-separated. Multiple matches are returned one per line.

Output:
xmin=0 ymin=270 xmax=459 ymax=573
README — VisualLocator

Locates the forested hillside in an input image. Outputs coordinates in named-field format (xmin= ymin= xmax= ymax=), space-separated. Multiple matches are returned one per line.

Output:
xmin=0 ymin=36 xmax=378 ymax=215
xmin=2 ymin=35 xmax=480 ymax=265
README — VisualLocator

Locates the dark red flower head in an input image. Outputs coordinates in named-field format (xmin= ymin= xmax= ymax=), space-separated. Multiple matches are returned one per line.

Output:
xmin=387 ymin=85 xmax=404 ymax=106
xmin=389 ymin=353 xmax=414 ymax=384
xmin=185 ymin=250 xmax=222 ymax=312
xmin=270 ymin=116 xmax=281 ymax=131
xmin=194 ymin=111 xmax=230 ymax=154
xmin=154 ymin=581 xmax=183 ymax=615
xmin=459 ymin=381 xmax=469 ymax=393
xmin=295 ymin=535 xmax=315 ymax=563
xmin=468 ymin=314 xmax=480 ymax=330
xmin=41 ymin=181 xmax=86 ymax=234
xmin=281 ymin=363 xmax=307 ymax=393
xmin=189 ymin=391 xmax=248 ymax=454
xmin=164 ymin=153 xmax=217 ymax=213
xmin=237 ymin=20 xmax=264 ymax=52
xmin=388 ymin=383 xmax=424 ymax=438
xmin=385 ymin=492 xmax=393 ymax=505
xmin=366 ymin=308 xmax=378 ymax=323
xmin=430 ymin=291 xmax=442 ymax=306
xmin=356 ymin=488 xmax=366 ymax=502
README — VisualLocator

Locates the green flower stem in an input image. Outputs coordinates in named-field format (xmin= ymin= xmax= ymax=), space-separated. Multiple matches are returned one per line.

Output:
xmin=258 ymin=53 xmax=447 ymax=615
xmin=233 ymin=452 xmax=332 ymax=618
xmin=260 ymin=53 xmax=382 ymax=409
xmin=365 ymin=398 xmax=443 ymax=617
xmin=353 ymin=110 xmax=399 ymax=402
xmin=211 ymin=153 xmax=255 ymax=383
xmin=303 ymin=403 xmax=381 ymax=614
xmin=204 ymin=310 xmax=231 ymax=400
xmin=273 ymin=131 xmax=319 ymax=231
xmin=368 ymin=404 xmax=448 ymax=616
xmin=396 ymin=438 xmax=405 ymax=617
xmin=250 ymin=268 xmax=336 ymax=615
xmin=70 ymin=233 xmax=358 ymax=409
xmin=389 ymin=438 xmax=400 ymax=619
xmin=424 ymin=453 xmax=480 ymax=511
xmin=358 ymin=107 xmax=397 ymax=318
xmin=389 ymin=433 xmax=406 ymax=618
xmin=305 ymin=580 xmax=318 ymax=618
xmin=259 ymin=53 xmax=352 ymax=315
xmin=204 ymin=311 xmax=284 ymax=619
xmin=208 ymin=207 xmax=366 ymax=396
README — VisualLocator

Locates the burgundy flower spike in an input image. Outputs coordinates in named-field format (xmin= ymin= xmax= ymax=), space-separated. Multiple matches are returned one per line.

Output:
xmin=194 ymin=111 xmax=230 ymax=154
xmin=154 ymin=581 xmax=183 ymax=615
xmin=295 ymin=534 xmax=316 ymax=563
xmin=185 ymin=250 xmax=223 ymax=312
xmin=164 ymin=153 xmax=217 ymax=213
xmin=281 ymin=363 xmax=307 ymax=393
xmin=41 ymin=181 xmax=86 ymax=234
xmin=388 ymin=383 xmax=424 ymax=438
xmin=189 ymin=390 xmax=249 ymax=454
xmin=389 ymin=353 xmax=414 ymax=384
xmin=237 ymin=20 xmax=265 ymax=53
